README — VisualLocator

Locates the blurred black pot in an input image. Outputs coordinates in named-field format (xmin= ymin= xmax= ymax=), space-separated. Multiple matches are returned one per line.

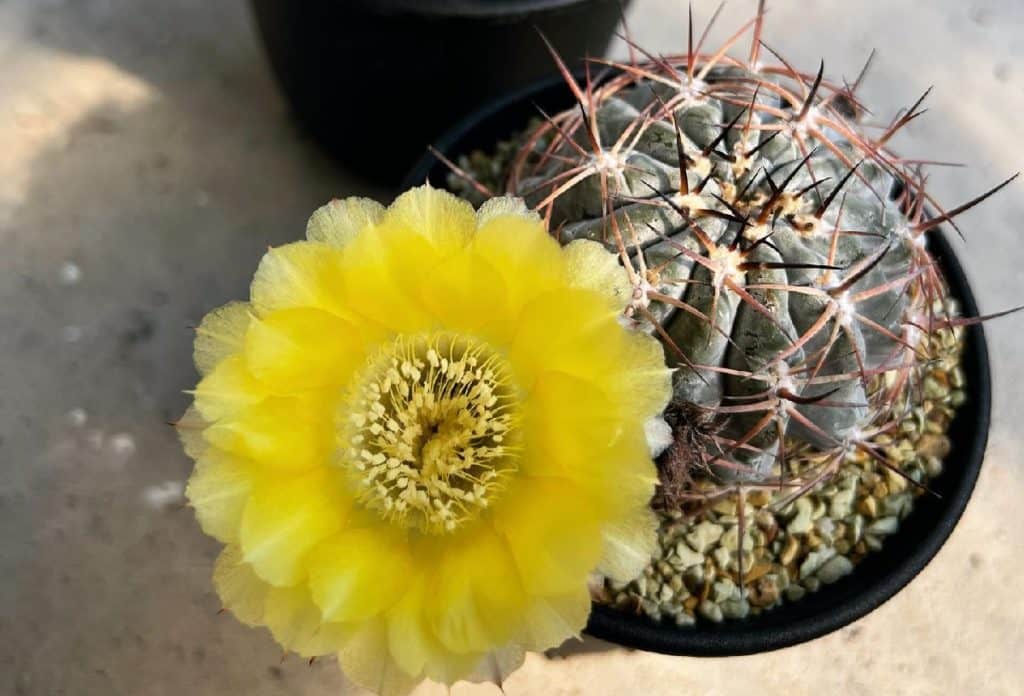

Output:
xmin=249 ymin=0 xmax=628 ymax=185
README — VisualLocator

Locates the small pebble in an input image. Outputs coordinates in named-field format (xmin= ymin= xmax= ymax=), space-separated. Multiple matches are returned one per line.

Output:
xmin=697 ymin=600 xmax=723 ymax=623
xmin=857 ymin=496 xmax=878 ymax=518
xmin=848 ymin=515 xmax=864 ymax=543
xmin=784 ymin=585 xmax=806 ymax=602
xmin=675 ymin=542 xmax=704 ymax=568
xmin=749 ymin=575 xmax=781 ymax=607
xmin=779 ymin=535 xmax=800 ymax=566
xmin=883 ymin=493 xmax=911 ymax=518
xmin=720 ymin=526 xmax=753 ymax=552
xmin=674 ymin=611 xmax=696 ymax=627
xmin=867 ymin=517 xmax=899 ymax=536
xmin=830 ymin=488 xmax=855 ymax=518
xmin=799 ymin=548 xmax=835 ymax=580
xmin=787 ymin=498 xmax=814 ymax=535
xmin=814 ymin=517 xmax=836 ymax=541
xmin=721 ymin=599 xmax=750 ymax=620
xmin=816 ymin=556 xmax=854 ymax=584
xmin=712 ymin=579 xmax=736 ymax=603
xmin=686 ymin=521 xmax=724 ymax=553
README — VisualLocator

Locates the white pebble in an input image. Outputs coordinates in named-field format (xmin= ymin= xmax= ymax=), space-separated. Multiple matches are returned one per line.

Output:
xmin=142 ymin=481 xmax=185 ymax=509
xmin=63 ymin=325 xmax=82 ymax=342
xmin=59 ymin=261 xmax=81 ymax=285
xmin=66 ymin=408 xmax=88 ymax=427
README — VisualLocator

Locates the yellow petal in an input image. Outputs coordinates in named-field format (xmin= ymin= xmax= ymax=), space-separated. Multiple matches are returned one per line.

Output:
xmin=520 ymin=588 xmax=591 ymax=651
xmin=563 ymin=239 xmax=632 ymax=311
xmin=491 ymin=477 xmax=604 ymax=596
xmin=610 ymin=329 xmax=672 ymax=420
xmin=338 ymin=618 xmax=421 ymax=696
xmin=427 ymin=524 xmax=527 ymax=654
xmin=382 ymin=571 xmax=511 ymax=686
xmin=175 ymin=403 xmax=209 ymax=460
xmin=186 ymin=449 xmax=259 ymax=543
xmin=192 ymin=354 xmax=268 ymax=422
xmin=337 ymin=221 xmax=438 ymax=334
xmin=244 ymin=308 xmax=365 ymax=392
xmin=212 ymin=545 xmax=269 ymax=626
xmin=264 ymin=583 xmax=350 ymax=657
xmin=597 ymin=505 xmax=659 ymax=584
xmin=382 ymin=184 xmax=475 ymax=252
xmin=203 ymin=393 xmax=332 ymax=470
xmin=522 ymin=370 xmax=623 ymax=474
xmin=240 ymin=468 xmax=349 ymax=586
xmin=462 ymin=644 xmax=527 ymax=686
xmin=307 ymin=526 xmax=412 ymax=623
xmin=471 ymin=212 xmax=564 ymax=316
xmin=306 ymin=197 xmax=384 ymax=249
xmin=509 ymin=288 xmax=623 ymax=391
xmin=414 ymin=244 xmax=509 ymax=338
xmin=522 ymin=371 xmax=658 ymax=511
xmin=193 ymin=301 xmax=252 ymax=375
xmin=386 ymin=577 xmax=479 ymax=683
xmin=250 ymin=241 xmax=347 ymax=317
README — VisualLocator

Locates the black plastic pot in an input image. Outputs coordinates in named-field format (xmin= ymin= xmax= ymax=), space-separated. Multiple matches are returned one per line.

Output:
xmin=402 ymin=73 xmax=992 ymax=656
xmin=249 ymin=0 xmax=628 ymax=185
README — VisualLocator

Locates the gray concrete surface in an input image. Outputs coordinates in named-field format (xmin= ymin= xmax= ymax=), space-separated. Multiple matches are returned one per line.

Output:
xmin=0 ymin=1 xmax=1021 ymax=694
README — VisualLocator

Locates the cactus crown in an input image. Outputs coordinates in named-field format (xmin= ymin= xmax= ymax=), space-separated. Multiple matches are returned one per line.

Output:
xmin=449 ymin=1 xmax=1017 ymax=507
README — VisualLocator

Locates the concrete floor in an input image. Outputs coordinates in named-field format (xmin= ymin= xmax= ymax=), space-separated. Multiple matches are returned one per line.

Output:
xmin=1 ymin=1 xmax=1021 ymax=694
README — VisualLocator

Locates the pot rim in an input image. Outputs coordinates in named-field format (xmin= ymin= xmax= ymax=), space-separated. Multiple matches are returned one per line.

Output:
xmin=402 ymin=70 xmax=992 ymax=657
xmin=346 ymin=0 xmax=606 ymax=19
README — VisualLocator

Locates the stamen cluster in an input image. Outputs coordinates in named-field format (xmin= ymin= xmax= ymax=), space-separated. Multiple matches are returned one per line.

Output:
xmin=341 ymin=332 xmax=520 ymax=533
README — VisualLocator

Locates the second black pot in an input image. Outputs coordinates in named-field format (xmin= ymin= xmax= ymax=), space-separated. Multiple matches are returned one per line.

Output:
xmin=249 ymin=0 xmax=627 ymax=184
xmin=402 ymin=72 xmax=991 ymax=656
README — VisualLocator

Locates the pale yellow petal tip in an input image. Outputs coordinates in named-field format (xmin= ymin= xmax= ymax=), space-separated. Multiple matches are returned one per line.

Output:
xmin=644 ymin=415 xmax=674 ymax=458
xmin=462 ymin=645 xmax=527 ymax=686
xmin=597 ymin=508 xmax=659 ymax=584
xmin=175 ymin=403 xmax=208 ymax=460
xmin=306 ymin=197 xmax=385 ymax=249
xmin=563 ymin=239 xmax=632 ymax=310
xmin=383 ymin=184 xmax=476 ymax=248
xmin=476 ymin=195 xmax=541 ymax=228
xmin=193 ymin=301 xmax=252 ymax=375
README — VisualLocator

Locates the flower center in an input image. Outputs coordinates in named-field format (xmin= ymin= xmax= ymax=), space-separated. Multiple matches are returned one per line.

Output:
xmin=339 ymin=333 xmax=521 ymax=534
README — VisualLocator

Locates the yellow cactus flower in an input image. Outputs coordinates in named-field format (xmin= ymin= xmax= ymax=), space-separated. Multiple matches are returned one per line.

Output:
xmin=178 ymin=185 xmax=671 ymax=694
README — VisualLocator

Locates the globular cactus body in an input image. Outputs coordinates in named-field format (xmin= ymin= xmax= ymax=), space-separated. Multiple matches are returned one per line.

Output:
xmin=491 ymin=9 xmax=1015 ymax=490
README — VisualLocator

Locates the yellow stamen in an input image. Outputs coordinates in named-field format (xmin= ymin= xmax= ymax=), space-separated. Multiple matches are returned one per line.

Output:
xmin=338 ymin=332 xmax=520 ymax=533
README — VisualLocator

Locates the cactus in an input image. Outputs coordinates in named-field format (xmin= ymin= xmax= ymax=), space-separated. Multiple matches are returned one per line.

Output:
xmin=450 ymin=2 xmax=1018 ymax=503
